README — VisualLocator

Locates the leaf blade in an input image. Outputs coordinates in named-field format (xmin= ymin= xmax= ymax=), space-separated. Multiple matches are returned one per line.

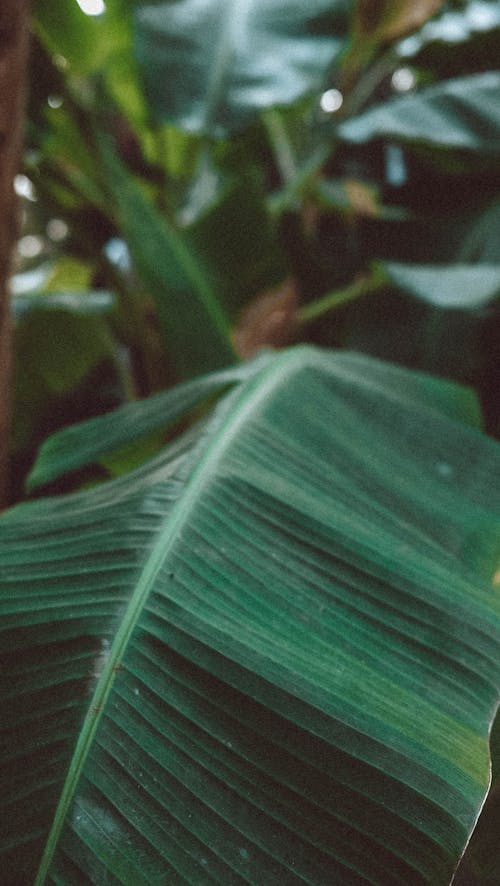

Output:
xmin=338 ymin=72 xmax=500 ymax=154
xmin=26 ymin=356 xmax=271 ymax=491
xmin=382 ymin=261 xmax=500 ymax=310
xmin=133 ymin=0 xmax=350 ymax=135
xmin=3 ymin=347 xmax=500 ymax=884
xmin=97 ymin=135 xmax=235 ymax=379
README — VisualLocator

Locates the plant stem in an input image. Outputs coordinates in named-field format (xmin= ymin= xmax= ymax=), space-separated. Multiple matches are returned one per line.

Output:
xmin=298 ymin=267 xmax=386 ymax=325
xmin=340 ymin=46 xmax=399 ymax=119
xmin=268 ymin=143 xmax=331 ymax=217
xmin=268 ymin=44 xmax=400 ymax=218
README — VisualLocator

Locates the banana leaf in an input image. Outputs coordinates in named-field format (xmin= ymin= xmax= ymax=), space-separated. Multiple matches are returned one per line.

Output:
xmin=2 ymin=346 xmax=500 ymax=885
xmin=26 ymin=355 xmax=271 ymax=491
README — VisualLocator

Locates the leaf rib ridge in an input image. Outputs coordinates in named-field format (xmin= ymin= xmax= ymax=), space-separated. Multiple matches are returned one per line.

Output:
xmin=33 ymin=347 xmax=308 ymax=884
xmin=200 ymin=0 xmax=251 ymax=133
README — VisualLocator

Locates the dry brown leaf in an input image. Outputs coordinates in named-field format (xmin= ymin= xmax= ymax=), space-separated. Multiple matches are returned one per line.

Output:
xmin=344 ymin=179 xmax=379 ymax=217
xmin=233 ymin=278 xmax=299 ymax=359
xmin=354 ymin=0 xmax=445 ymax=44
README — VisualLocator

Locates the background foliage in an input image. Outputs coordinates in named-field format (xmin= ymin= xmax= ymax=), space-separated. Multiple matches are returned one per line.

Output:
xmin=14 ymin=0 xmax=500 ymax=499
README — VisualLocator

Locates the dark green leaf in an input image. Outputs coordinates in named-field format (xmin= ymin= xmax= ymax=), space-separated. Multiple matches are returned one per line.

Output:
xmin=26 ymin=356 xmax=270 ymax=491
xmin=2 ymin=347 xmax=500 ymax=884
xmin=458 ymin=199 xmax=500 ymax=263
xmin=14 ymin=310 xmax=116 ymax=400
xmin=454 ymin=708 xmax=500 ymax=885
xmin=97 ymin=136 xmax=235 ymax=379
xmin=184 ymin=172 xmax=287 ymax=320
xmin=11 ymin=309 xmax=119 ymax=459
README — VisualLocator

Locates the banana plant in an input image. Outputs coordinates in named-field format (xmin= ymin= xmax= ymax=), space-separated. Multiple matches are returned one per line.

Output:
xmin=2 ymin=346 xmax=500 ymax=885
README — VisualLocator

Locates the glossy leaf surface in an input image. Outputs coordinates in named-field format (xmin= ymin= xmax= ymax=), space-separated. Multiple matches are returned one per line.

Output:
xmin=2 ymin=347 xmax=500 ymax=885
xmin=133 ymin=0 xmax=350 ymax=135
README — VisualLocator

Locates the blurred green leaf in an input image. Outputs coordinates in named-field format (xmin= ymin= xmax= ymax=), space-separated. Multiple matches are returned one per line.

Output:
xmin=15 ymin=310 xmax=115 ymax=398
xmin=12 ymin=253 xmax=115 ymax=331
xmin=97 ymin=135 xmax=235 ymax=378
xmin=42 ymin=256 xmax=95 ymax=291
xmin=13 ymin=290 xmax=115 ymax=320
xmin=133 ymin=0 xmax=350 ymax=135
xmin=458 ymin=199 xmax=500 ymax=263
xmin=183 ymin=171 xmax=287 ymax=319
xmin=338 ymin=72 xmax=500 ymax=153
xmin=382 ymin=261 xmax=500 ymax=309
xmin=39 ymin=106 xmax=109 ymax=210
xmin=12 ymin=308 xmax=118 ymax=458
xmin=32 ymin=0 xmax=131 ymax=76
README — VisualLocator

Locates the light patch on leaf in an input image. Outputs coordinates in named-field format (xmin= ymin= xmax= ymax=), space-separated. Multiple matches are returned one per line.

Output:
xmin=92 ymin=637 xmax=110 ymax=680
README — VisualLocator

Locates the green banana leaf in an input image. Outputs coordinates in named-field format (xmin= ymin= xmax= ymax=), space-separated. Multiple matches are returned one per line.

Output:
xmin=26 ymin=355 xmax=271 ymax=491
xmin=2 ymin=346 xmax=500 ymax=885
xmin=26 ymin=348 xmax=483 ymax=491
xmin=133 ymin=0 xmax=350 ymax=135
xmin=338 ymin=72 xmax=500 ymax=154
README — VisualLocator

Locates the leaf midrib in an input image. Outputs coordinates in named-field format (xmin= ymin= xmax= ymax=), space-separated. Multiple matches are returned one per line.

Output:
xmin=200 ymin=0 xmax=252 ymax=133
xmin=34 ymin=347 xmax=306 ymax=884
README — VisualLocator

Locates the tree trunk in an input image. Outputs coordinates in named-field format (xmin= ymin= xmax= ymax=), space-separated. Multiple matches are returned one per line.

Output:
xmin=0 ymin=1 xmax=30 ymax=508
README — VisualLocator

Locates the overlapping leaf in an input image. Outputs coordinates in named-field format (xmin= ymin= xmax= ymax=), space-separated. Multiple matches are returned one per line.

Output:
xmin=338 ymin=71 xmax=500 ymax=153
xmin=133 ymin=0 xmax=350 ymax=135
xmin=2 ymin=347 xmax=500 ymax=885
xmin=26 ymin=355 xmax=271 ymax=491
